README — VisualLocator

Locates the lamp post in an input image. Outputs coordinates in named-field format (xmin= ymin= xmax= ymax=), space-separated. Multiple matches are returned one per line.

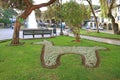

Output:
xmin=59 ymin=0 xmax=64 ymax=35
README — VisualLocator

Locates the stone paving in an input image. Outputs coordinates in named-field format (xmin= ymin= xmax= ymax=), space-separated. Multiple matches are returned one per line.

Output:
xmin=69 ymin=34 xmax=120 ymax=46
xmin=0 ymin=28 xmax=120 ymax=46
xmin=0 ymin=29 xmax=14 ymax=40
xmin=81 ymin=35 xmax=120 ymax=46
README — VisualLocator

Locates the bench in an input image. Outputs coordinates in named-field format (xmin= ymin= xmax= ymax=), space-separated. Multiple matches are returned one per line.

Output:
xmin=22 ymin=29 xmax=52 ymax=38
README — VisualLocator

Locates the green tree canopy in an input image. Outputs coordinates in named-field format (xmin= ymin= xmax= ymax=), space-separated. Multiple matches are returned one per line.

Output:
xmin=61 ymin=1 xmax=90 ymax=27
xmin=2 ymin=8 xmax=17 ymax=19
xmin=93 ymin=5 xmax=100 ymax=10
xmin=99 ymin=0 xmax=117 ymax=17
xmin=0 ymin=8 xmax=18 ymax=24
xmin=35 ymin=9 xmax=41 ymax=20
xmin=44 ymin=2 xmax=61 ymax=21
xmin=99 ymin=0 xmax=109 ymax=17
xmin=61 ymin=0 xmax=90 ymax=42
xmin=0 ymin=0 xmax=33 ymax=10
xmin=99 ymin=0 xmax=119 ymax=34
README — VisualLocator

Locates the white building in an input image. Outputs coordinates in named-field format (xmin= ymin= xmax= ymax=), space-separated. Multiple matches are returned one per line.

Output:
xmin=89 ymin=1 xmax=120 ymax=31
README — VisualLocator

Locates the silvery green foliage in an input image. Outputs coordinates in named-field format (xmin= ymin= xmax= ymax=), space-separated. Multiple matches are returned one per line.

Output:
xmin=33 ymin=40 xmax=107 ymax=68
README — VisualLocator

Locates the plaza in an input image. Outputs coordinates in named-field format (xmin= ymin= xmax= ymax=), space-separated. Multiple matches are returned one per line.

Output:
xmin=0 ymin=28 xmax=120 ymax=46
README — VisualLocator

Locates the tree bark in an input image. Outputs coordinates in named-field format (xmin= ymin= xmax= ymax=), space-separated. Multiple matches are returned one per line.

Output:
xmin=75 ymin=33 xmax=80 ymax=42
xmin=87 ymin=0 xmax=99 ymax=33
xmin=11 ymin=0 xmax=57 ymax=45
xmin=108 ymin=13 xmax=117 ymax=34
xmin=73 ymin=27 xmax=80 ymax=42
xmin=108 ymin=0 xmax=116 ymax=34
xmin=11 ymin=6 xmax=33 ymax=45
xmin=11 ymin=21 xmax=21 ymax=44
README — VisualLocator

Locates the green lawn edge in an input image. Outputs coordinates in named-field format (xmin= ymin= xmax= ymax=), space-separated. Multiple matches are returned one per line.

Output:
xmin=0 ymin=36 xmax=120 ymax=80
xmin=80 ymin=29 xmax=120 ymax=40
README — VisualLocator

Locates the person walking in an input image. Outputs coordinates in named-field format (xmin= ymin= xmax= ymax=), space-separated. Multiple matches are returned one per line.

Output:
xmin=53 ymin=23 xmax=57 ymax=36
xmin=62 ymin=21 xmax=66 ymax=30
xmin=51 ymin=19 xmax=57 ymax=36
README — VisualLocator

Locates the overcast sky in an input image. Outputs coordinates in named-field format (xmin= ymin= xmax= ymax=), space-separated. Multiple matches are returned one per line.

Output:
xmin=34 ymin=0 xmax=100 ymax=4
xmin=33 ymin=0 xmax=100 ymax=11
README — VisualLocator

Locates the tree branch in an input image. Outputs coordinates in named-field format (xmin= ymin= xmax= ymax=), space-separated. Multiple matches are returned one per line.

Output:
xmin=19 ymin=0 xmax=56 ymax=19
xmin=109 ymin=0 xmax=116 ymax=10
xmin=117 ymin=4 xmax=120 ymax=7
xmin=32 ymin=0 xmax=56 ymax=10
xmin=112 ymin=4 xmax=120 ymax=8
xmin=23 ymin=0 xmax=32 ymax=6
xmin=86 ymin=0 xmax=96 ymax=18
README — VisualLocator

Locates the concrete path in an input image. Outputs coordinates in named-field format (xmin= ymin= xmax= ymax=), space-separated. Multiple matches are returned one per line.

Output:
xmin=0 ymin=29 xmax=14 ymax=40
xmin=0 ymin=28 xmax=120 ymax=46
xmin=69 ymin=34 xmax=120 ymax=46
xmin=81 ymin=35 xmax=120 ymax=46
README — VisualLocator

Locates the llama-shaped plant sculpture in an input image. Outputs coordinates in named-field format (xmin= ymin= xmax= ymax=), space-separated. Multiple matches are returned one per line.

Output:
xmin=33 ymin=40 xmax=107 ymax=69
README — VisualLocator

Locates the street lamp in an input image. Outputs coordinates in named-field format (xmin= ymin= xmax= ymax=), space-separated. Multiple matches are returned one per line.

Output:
xmin=59 ymin=0 xmax=64 ymax=35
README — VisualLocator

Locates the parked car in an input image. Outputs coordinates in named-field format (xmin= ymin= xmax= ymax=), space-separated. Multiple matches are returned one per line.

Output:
xmin=91 ymin=26 xmax=104 ymax=30
xmin=99 ymin=26 xmax=104 ymax=30
xmin=86 ymin=26 xmax=91 ymax=29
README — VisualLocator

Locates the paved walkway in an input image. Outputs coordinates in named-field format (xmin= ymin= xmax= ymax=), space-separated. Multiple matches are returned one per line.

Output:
xmin=0 ymin=28 xmax=120 ymax=46
xmin=69 ymin=34 xmax=120 ymax=46
xmin=81 ymin=35 xmax=120 ymax=46
xmin=0 ymin=29 xmax=14 ymax=40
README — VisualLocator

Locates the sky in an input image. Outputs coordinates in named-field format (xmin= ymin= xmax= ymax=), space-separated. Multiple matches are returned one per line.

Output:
xmin=33 ymin=0 xmax=100 ymax=11
xmin=33 ymin=0 xmax=48 ymax=11
xmin=62 ymin=0 xmax=100 ymax=5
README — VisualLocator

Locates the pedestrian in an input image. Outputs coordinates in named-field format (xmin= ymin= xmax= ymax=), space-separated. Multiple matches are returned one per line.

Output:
xmin=53 ymin=23 xmax=57 ymax=36
xmin=62 ymin=21 xmax=66 ymax=30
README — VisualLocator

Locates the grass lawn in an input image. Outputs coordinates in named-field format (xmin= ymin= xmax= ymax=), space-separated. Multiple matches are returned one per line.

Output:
xmin=80 ymin=29 xmax=120 ymax=40
xmin=0 ymin=36 xmax=120 ymax=80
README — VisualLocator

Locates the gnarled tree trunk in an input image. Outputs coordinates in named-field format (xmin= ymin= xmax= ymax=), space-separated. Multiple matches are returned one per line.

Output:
xmin=108 ymin=13 xmax=116 ymax=34
xmin=11 ymin=0 xmax=56 ymax=45
xmin=11 ymin=6 xmax=34 ymax=44
xmin=108 ymin=0 xmax=118 ymax=34
xmin=11 ymin=21 xmax=21 ymax=44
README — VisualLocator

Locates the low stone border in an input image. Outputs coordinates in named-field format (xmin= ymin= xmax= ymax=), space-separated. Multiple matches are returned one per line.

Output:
xmin=33 ymin=40 xmax=107 ymax=69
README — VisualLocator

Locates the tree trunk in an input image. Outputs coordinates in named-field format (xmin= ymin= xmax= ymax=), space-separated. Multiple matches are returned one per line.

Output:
xmin=11 ymin=21 xmax=21 ymax=44
xmin=11 ymin=7 xmax=33 ymax=45
xmin=111 ymin=15 xmax=118 ymax=34
xmin=74 ymin=27 xmax=80 ymax=42
xmin=108 ymin=9 xmax=117 ymax=34
xmin=108 ymin=0 xmax=117 ymax=34
xmin=111 ymin=16 xmax=116 ymax=34
xmin=87 ymin=0 xmax=99 ymax=33
xmin=10 ymin=0 xmax=57 ymax=45
xmin=75 ymin=33 xmax=80 ymax=42
xmin=94 ymin=17 xmax=99 ymax=33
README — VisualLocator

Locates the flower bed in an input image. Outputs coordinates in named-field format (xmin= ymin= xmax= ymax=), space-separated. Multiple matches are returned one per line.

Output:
xmin=33 ymin=40 xmax=107 ymax=69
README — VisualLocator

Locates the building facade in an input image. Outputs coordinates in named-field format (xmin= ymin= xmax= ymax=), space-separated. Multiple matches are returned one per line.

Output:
xmin=88 ymin=0 xmax=120 ymax=32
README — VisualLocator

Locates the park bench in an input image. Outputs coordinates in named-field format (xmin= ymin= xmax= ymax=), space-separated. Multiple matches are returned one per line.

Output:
xmin=22 ymin=29 xmax=52 ymax=38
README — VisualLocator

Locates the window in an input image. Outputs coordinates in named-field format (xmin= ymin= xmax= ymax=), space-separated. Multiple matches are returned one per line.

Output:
xmin=118 ymin=6 xmax=120 ymax=11
xmin=102 ymin=18 xmax=104 ymax=23
xmin=117 ymin=16 xmax=120 ymax=20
